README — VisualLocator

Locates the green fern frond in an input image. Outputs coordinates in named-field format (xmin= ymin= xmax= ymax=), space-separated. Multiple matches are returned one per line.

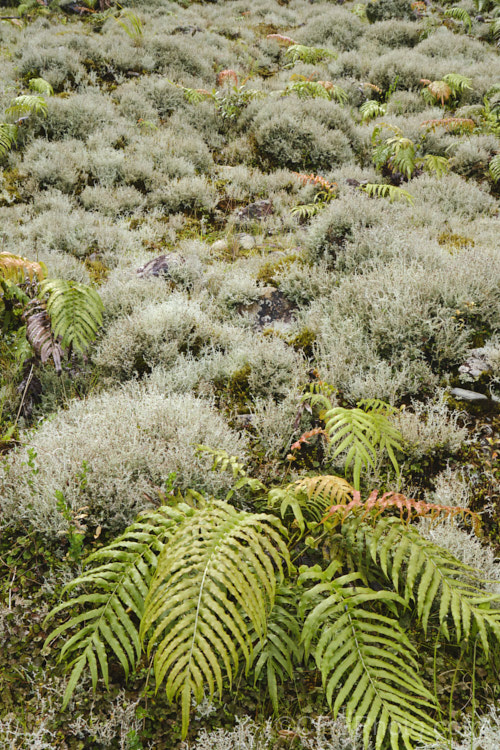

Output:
xmin=299 ymin=567 xmax=440 ymax=749
xmin=422 ymin=154 xmax=450 ymax=177
xmin=347 ymin=517 xmax=500 ymax=652
xmin=41 ymin=279 xmax=104 ymax=353
xmin=286 ymin=80 xmax=331 ymax=100
xmin=252 ymin=585 xmax=302 ymax=713
xmin=489 ymin=153 xmax=500 ymax=182
xmin=362 ymin=183 xmax=415 ymax=205
xmin=323 ymin=403 xmax=403 ymax=489
xmin=285 ymin=44 xmax=335 ymax=65
xmin=6 ymin=94 xmax=48 ymax=119
xmin=444 ymin=7 xmax=472 ymax=31
xmin=290 ymin=202 xmax=321 ymax=220
xmin=360 ymin=100 xmax=386 ymax=123
xmin=140 ymin=501 xmax=289 ymax=738
xmin=442 ymin=73 xmax=473 ymax=96
xmin=43 ymin=505 xmax=192 ymax=709
xmin=0 ymin=123 xmax=18 ymax=158
xmin=268 ymin=475 xmax=354 ymax=533
xmin=28 ymin=77 xmax=54 ymax=96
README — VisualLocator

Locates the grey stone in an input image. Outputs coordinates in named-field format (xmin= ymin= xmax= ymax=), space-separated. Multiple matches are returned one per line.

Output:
xmin=459 ymin=348 xmax=493 ymax=380
xmin=450 ymin=388 xmax=498 ymax=404
xmin=238 ymin=287 xmax=297 ymax=328
xmin=136 ymin=253 xmax=184 ymax=279
xmin=235 ymin=199 xmax=273 ymax=222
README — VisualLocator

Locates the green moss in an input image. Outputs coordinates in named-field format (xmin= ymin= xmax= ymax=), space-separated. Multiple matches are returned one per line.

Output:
xmin=437 ymin=231 xmax=475 ymax=252
xmin=256 ymin=254 xmax=300 ymax=285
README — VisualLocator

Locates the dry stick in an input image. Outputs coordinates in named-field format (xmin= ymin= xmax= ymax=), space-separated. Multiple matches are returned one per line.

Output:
xmin=14 ymin=362 xmax=34 ymax=427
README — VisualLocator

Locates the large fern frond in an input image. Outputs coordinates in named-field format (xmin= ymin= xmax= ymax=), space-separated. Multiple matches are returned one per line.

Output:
xmin=252 ymin=585 xmax=302 ymax=713
xmin=344 ymin=517 xmax=500 ymax=651
xmin=299 ymin=567 xmax=440 ymax=749
xmin=268 ymin=475 xmax=354 ymax=533
xmin=140 ymin=501 xmax=289 ymax=738
xmin=0 ymin=252 xmax=46 ymax=283
xmin=41 ymin=279 xmax=104 ymax=352
xmin=43 ymin=505 xmax=192 ymax=709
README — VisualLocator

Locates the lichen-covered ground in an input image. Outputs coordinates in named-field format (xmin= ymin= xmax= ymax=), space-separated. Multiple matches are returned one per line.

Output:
xmin=1 ymin=0 xmax=500 ymax=747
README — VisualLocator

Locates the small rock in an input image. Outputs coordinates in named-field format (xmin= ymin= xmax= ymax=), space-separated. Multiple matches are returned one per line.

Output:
xmin=450 ymin=388 xmax=498 ymax=404
xmin=136 ymin=253 xmax=184 ymax=279
xmin=458 ymin=348 xmax=493 ymax=380
xmin=238 ymin=287 xmax=297 ymax=328
xmin=235 ymin=199 xmax=273 ymax=222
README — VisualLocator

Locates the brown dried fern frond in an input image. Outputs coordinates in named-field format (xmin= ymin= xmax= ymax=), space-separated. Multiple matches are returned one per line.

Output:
xmin=325 ymin=489 xmax=480 ymax=532
xmin=0 ymin=252 xmax=46 ymax=283
xmin=24 ymin=299 xmax=63 ymax=373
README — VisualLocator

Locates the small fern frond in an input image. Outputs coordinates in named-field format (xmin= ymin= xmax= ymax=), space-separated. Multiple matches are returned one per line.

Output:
xmin=41 ymin=279 xmax=104 ymax=353
xmin=347 ymin=517 xmax=500 ymax=651
xmin=140 ymin=501 xmax=289 ymax=738
xmin=290 ymin=202 xmax=321 ymax=220
xmin=43 ymin=505 xmax=191 ymax=709
xmin=423 ymin=80 xmax=452 ymax=106
xmin=422 ymin=154 xmax=449 ymax=177
xmin=268 ymin=475 xmax=354 ymax=532
xmin=196 ymin=445 xmax=247 ymax=479
xmin=299 ymin=568 xmax=440 ymax=749
xmin=6 ymin=94 xmax=48 ymax=119
xmin=489 ymin=153 xmax=500 ymax=182
xmin=360 ymin=100 xmax=386 ymax=122
xmin=0 ymin=123 xmax=18 ymax=158
xmin=323 ymin=404 xmax=403 ymax=489
xmin=0 ymin=252 xmax=46 ymax=283
xmin=362 ymin=183 xmax=415 ymax=205
xmin=28 ymin=77 xmax=54 ymax=96
xmin=444 ymin=7 xmax=472 ymax=31
xmin=326 ymin=489 xmax=480 ymax=532
xmin=443 ymin=73 xmax=473 ymax=96
xmin=285 ymin=44 xmax=335 ymax=65
xmin=253 ymin=585 xmax=302 ymax=713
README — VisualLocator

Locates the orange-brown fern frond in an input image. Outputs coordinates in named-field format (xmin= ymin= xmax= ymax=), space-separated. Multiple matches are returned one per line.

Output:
xmin=266 ymin=33 xmax=297 ymax=46
xmin=292 ymin=172 xmax=337 ymax=193
xmin=421 ymin=117 xmax=475 ymax=133
xmin=216 ymin=69 xmax=239 ymax=87
xmin=324 ymin=490 xmax=480 ymax=532
xmin=290 ymin=428 xmax=329 ymax=452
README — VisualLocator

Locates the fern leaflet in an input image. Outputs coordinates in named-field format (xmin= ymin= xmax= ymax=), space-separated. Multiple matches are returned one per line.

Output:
xmin=489 ymin=153 xmax=500 ymax=182
xmin=252 ymin=585 xmax=302 ymax=713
